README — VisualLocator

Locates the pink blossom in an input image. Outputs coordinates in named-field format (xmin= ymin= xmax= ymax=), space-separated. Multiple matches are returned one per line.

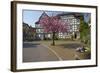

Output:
xmin=39 ymin=16 xmax=68 ymax=33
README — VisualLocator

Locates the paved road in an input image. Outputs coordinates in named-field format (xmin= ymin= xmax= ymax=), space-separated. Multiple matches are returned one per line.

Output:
xmin=23 ymin=41 xmax=85 ymax=62
xmin=23 ymin=42 xmax=59 ymax=62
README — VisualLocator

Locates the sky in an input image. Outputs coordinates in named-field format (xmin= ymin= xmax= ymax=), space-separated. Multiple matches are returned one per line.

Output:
xmin=23 ymin=10 xmax=91 ymax=27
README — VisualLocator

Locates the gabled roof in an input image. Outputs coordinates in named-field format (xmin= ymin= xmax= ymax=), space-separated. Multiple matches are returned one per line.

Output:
xmin=39 ymin=12 xmax=49 ymax=19
xmin=35 ymin=12 xmax=49 ymax=24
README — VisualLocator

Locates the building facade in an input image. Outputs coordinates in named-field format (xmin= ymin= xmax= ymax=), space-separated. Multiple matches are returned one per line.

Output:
xmin=35 ymin=12 xmax=83 ymax=40
xmin=35 ymin=12 xmax=52 ymax=40
xmin=57 ymin=13 xmax=81 ymax=39
xmin=23 ymin=22 xmax=36 ymax=41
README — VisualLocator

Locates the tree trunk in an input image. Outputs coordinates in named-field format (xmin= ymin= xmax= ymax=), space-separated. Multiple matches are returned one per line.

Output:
xmin=52 ymin=32 xmax=55 ymax=46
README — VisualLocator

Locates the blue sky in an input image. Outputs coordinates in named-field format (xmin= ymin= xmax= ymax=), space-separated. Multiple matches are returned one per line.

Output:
xmin=23 ymin=10 xmax=43 ymax=27
xmin=23 ymin=10 xmax=91 ymax=27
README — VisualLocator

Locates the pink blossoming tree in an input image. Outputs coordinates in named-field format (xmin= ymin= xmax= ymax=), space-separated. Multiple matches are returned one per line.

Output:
xmin=39 ymin=16 xmax=68 ymax=46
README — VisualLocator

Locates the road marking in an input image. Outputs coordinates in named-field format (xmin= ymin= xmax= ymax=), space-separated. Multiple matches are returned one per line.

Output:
xmin=42 ymin=44 xmax=63 ymax=61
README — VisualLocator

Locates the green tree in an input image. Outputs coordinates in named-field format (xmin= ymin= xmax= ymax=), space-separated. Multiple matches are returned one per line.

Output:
xmin=79 ymin=16 xmax=90 ymax=46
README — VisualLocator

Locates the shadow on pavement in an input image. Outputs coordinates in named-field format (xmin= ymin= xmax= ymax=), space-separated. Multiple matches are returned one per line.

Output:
xmin=23 ymin=42 xmax=40 ymax=48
